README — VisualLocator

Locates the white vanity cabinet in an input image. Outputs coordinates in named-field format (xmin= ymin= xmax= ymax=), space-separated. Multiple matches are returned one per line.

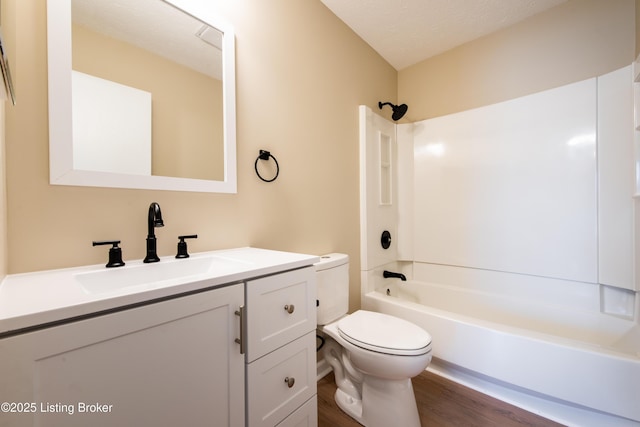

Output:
xmin=245 ymin=267 xmax=318 ymax=427
xmin=0 ymin=283 xmax=245 ymax=427
xmin=0 ymin=248 xmax=320 ymax=427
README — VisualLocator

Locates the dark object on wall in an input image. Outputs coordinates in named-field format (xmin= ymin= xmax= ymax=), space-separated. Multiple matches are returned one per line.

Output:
xmin=378 ymin=102 xmax=407 ymax=121
xmin=381 ymin=230 xmax=392 ymax=249
xmin=255 ymin=150 xmax=280 ymax=182
xmin=0 ymin=27 xmax=16 ymax=106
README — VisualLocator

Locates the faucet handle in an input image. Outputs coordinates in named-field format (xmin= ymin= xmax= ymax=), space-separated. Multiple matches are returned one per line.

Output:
xmin=176 ymin=235 xmax=198 ymax=259
xmin=92 ymin=240 xmax=125 ymax=268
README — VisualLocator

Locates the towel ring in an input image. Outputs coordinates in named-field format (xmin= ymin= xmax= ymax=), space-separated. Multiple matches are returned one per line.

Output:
xmin=255 ymin=150 xmax=280 ymax=182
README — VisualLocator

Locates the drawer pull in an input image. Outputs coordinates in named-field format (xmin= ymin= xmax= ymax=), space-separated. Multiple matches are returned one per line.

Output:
xmin=284 ymin=377 xmax=295 ymax=388
xmin=234 ymin=305 xmax=245 ymax=355
xmin=284 ymin=304 xmax=295 ymax=314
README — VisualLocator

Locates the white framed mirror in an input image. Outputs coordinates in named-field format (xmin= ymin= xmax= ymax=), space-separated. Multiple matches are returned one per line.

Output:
xmin=47 ymin=0 xmax=237 ymax=193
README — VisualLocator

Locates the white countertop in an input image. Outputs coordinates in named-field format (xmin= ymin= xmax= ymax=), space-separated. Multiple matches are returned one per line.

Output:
xmin=0 ymin=247 xmax=319 ymax=336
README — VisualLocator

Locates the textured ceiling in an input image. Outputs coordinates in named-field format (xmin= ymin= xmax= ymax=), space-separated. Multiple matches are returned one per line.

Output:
xmin=73 ymin=0 xmax=567 ymax=77
xmin=72 ymin=0 xmax=223 ymax=80
xmin=320 ymin=0 xmax=567 ymax=70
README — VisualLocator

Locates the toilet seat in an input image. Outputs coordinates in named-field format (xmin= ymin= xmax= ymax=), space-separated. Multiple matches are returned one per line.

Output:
xmin=337 ymin=310 xmax=432 ymax=356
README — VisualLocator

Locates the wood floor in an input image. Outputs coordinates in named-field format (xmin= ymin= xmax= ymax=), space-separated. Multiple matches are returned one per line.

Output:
xmin=317 ymin=371 xmax=566 ymax=427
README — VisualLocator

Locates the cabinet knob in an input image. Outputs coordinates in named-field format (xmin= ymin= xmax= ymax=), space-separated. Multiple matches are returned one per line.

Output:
xmin=284 ymin=304 xmax=295 ymax=314
xmin=284 ymin=377 xmax=295 ymax=388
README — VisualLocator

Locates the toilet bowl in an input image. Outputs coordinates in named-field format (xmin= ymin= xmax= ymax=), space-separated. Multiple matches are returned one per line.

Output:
xmin=316 ymin=254 xmax=432 ymax=427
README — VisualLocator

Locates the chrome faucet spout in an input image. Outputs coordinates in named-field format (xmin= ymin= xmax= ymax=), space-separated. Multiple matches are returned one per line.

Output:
xmin=383 ymin=270 xmax=407 ymax=281
xmin=144 ymin=202 xmax=164 ymax=263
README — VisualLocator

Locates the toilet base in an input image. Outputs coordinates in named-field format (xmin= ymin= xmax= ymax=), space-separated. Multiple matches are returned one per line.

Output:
xmin=334 ymin=376 xmax=421 ymax=427
xmin=335 ymin=388 xmax=364 ymax=424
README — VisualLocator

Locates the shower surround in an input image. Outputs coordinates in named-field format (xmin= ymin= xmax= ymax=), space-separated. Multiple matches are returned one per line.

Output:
xmin=359 ymin=65 xmax=640 ymax=426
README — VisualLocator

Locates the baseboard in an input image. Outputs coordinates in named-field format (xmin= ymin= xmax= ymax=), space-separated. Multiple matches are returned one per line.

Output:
xmin=427 ymin=358 xmax=639 ymax=427
xmin=317 ymin=357 xmax=332 ymax=381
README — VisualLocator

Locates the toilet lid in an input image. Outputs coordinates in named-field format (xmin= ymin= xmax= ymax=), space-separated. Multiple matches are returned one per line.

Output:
xmin=337 ymin=310 xmax=432 ymax=356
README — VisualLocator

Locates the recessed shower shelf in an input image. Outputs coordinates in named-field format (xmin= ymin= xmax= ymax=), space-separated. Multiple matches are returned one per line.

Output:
xmin=379 ymin=134 xmax=392 ymax=205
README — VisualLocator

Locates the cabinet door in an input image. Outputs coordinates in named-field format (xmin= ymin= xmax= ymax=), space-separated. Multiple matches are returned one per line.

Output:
xmin=0 ymin=284 xmax=244 ymax=427
xmin=245 ymin=267 xmax=316 ymax=361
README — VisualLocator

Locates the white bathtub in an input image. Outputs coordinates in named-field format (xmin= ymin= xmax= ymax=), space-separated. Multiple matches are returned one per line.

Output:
xmin=363 ymin=279 xmax=640 ymax=426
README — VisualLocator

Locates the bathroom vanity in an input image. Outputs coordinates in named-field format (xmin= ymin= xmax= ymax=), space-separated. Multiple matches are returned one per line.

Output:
xmin=0 ymin=247 xmax=318 ymax=427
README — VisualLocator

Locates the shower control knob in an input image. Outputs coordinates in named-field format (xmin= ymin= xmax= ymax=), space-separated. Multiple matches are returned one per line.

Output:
xmin=284 ymin=304 xmax=295 ymax=314
xmin=381 ymin=230 xmax=392 ymax=249
xmin=284 ymin=377 xmax=295 ymax=388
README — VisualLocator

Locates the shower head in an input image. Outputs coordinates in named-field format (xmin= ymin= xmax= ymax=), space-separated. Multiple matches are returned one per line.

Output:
xmin=378 ymin=101 xmax=408 ymax=121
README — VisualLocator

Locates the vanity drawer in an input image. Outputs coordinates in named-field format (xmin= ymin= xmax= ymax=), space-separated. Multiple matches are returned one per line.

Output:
xmin=276 ymin=396 xmax=317 ymax=427
xmin=246 ymin=267 xmax=316 ymax=361
xmin=247 ymin=331 xmax=317 ymax=427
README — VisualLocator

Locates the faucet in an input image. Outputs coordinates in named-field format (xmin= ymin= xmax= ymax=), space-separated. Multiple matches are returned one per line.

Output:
xmin=143 ymin=202 xmax=164 ymax=263
xmin=383 ymin=270 xmax=406 ymax=281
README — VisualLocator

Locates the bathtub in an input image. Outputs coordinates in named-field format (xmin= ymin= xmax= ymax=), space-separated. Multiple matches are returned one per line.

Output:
xmin=362 ymin=278 xmax=640 ymax=426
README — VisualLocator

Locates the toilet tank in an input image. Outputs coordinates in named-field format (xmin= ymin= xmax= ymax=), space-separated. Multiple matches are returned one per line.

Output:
xmin=315 ymin=253 xmax=349 ymax=325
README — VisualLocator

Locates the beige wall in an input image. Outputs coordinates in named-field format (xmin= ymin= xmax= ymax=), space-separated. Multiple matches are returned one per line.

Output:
xmin=4 ymin=0 xmax=396 ymax=312
xmin=399 ymin=0 xmax=636 ymax=121
xmin=0 ymin=103 xmax=6 ymax=279
xmin=0 ymin=0 xmax=15 ymax=280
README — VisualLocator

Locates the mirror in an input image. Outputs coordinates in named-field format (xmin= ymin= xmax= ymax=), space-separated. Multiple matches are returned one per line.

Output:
xmin=47 ymin=0 xmax=237 ymax=193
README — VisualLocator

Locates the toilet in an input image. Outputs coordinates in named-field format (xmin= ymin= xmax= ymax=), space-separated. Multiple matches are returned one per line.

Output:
xmin=315 ymin=253 xmax=432 ymax=427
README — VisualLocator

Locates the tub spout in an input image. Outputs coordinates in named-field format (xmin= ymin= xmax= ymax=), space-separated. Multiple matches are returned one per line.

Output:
xmin=383 ymin=270 xmax=406 ymax=281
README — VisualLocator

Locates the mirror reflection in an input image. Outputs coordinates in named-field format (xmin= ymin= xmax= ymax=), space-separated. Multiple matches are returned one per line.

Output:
xmin=71 ymin=0 xmax=224 ymax=181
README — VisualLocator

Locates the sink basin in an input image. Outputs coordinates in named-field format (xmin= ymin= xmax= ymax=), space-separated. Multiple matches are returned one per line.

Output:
xmin=75 ymin=255 xmax=251 ymax=295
